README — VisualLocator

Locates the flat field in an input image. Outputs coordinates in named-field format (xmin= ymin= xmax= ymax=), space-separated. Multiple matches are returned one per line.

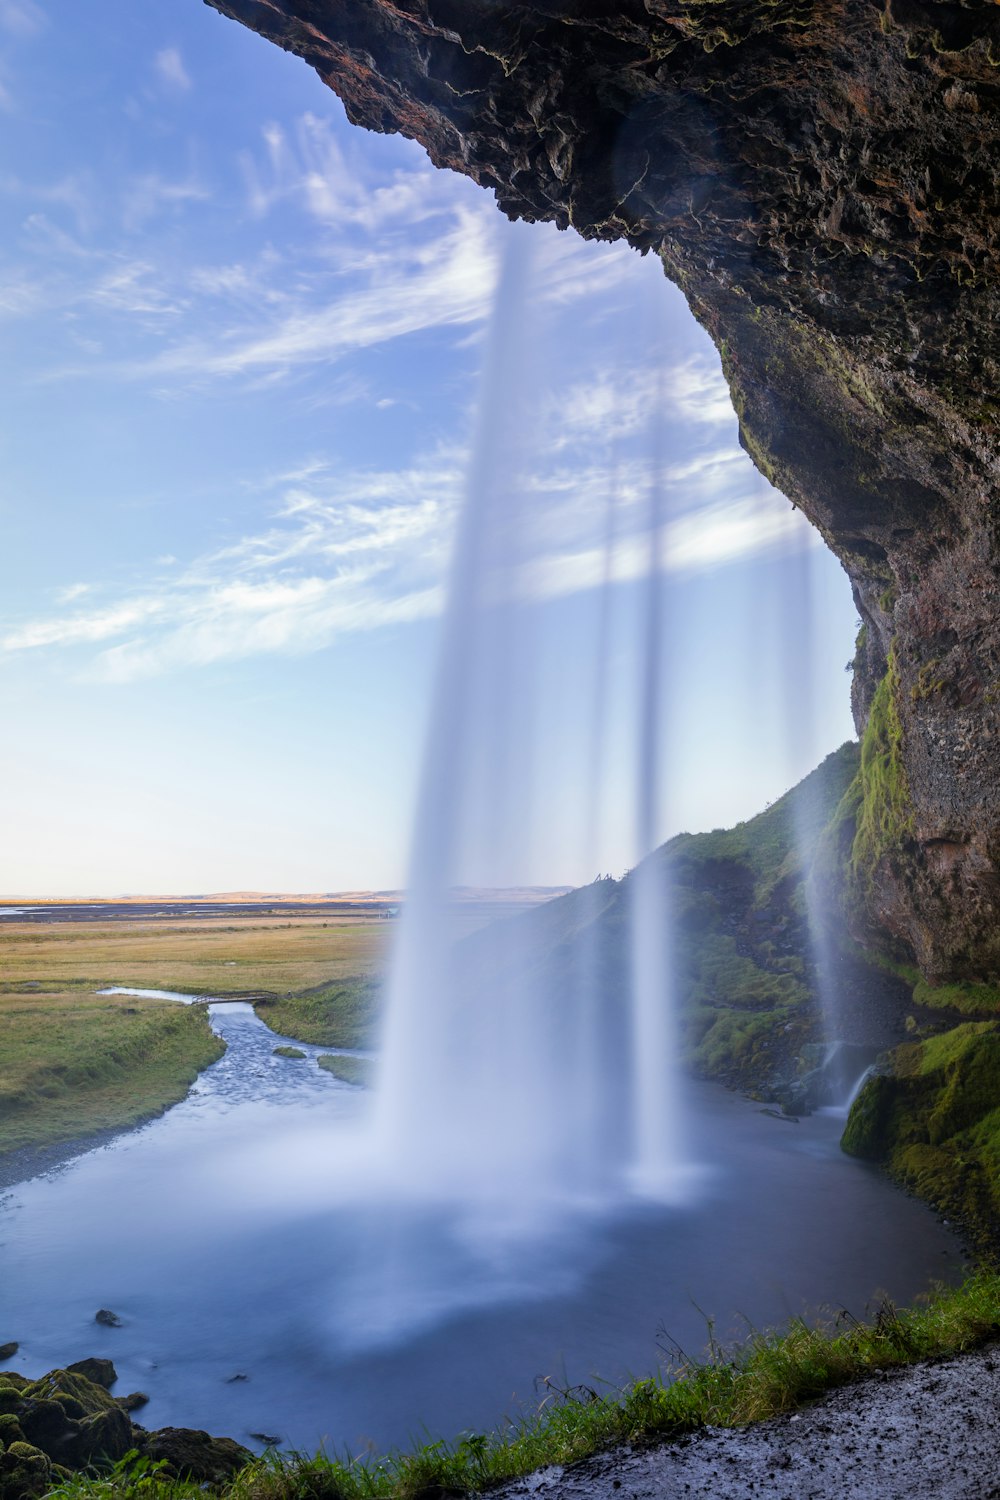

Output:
xmin=0 ymin=915 xmax=392 ymax=1170
xmin=0 ymin=914 xmax=388 ymax=996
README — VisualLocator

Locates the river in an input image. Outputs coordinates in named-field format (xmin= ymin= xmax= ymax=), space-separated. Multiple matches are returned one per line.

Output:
xmin=0 ymin=998 xmax=966 ymax=1456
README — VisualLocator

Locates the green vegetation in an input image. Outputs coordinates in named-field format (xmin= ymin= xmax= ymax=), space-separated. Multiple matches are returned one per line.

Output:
xmin=317 ymin=1054 xmax=374 ymax=1088
xmin=0 ymin=917 xmax=387 ymax=999
xmin=256 ymin=980 xmax=381 ymax=1050
xmin=843 ymin=1019 xmax=1000 ymax=1247
xmin=659 ymin=742 xmax=861 ymax=1089
xmin=33 ymin=1273 xmax=1000 ymax=1500
xmin=272 ymin=1047 xmax=306 ymax=1060
xmin=0 ymin=916 xmax=389 ymax=1166
xmin=849 ymin=652 xmax=914 ymax=891
xmin=911 ymin=977 xmax=1000 ymax=1017
xmin=0 ymin=991 xmax=223 ymax=1160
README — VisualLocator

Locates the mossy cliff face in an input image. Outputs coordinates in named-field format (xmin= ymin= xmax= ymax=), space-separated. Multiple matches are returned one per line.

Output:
xmin=204 ymin=0 xmax=1000 ymax=982
xmin=843 ymin=1017 xmax=1000 ymax=1250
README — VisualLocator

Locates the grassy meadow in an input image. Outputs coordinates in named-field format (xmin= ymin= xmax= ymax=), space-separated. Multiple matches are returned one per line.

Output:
xmin=0 ymin=915 xmax=392 ymax=1168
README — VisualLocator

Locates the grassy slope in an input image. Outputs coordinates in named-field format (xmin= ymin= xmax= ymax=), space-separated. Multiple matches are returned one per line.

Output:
xmin=659 ymin=745 xmax=862 ymax=1087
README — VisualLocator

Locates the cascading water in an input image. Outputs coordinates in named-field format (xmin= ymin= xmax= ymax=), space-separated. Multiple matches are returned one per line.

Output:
xmin=628 ymin=376 xmax=683 ymax=1195
xmin=375 ymin=227 xmax=687 ymax=1206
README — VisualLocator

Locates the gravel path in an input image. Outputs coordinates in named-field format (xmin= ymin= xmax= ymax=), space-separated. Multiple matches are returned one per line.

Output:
xmin=496 ymin=1345 xmax=1000 ymax=1500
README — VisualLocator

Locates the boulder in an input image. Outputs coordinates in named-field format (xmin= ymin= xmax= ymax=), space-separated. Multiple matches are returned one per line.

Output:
xmin=66 ymin=1357 xmax=117 ymax=1390
xmin=144 ymin=1427 xmax=252 ymax=1484
xmin=0 ymin=1441 xmax=53 ymax=1500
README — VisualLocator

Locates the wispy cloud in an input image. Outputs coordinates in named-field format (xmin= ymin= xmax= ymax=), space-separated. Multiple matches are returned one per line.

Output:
xmin=1 ymin=387 xmax=807 ymax=685
xmin=154 ymin=47 xmax=191 ymax=93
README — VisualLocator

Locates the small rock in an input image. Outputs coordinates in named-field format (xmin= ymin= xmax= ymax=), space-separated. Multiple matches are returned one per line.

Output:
xmin=249 ymin=1432 xmax=282 ymax=1447
xmin=95 ymin=1309 xmax=122 ymax=1328
xmin=225 ymin=1373 xmax=248 ymax=1384
xmin=0 ymin=1342 xmax=18 ymax=1361
xmin=67 ymin=1358 xmax=117 ymax=1389
xmin=116 ymin=1392 xmax=149 ymax=1411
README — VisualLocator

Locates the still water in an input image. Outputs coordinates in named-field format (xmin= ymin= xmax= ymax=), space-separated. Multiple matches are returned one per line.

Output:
xmin=0 ymin=1001 xmax=965 ymax=1456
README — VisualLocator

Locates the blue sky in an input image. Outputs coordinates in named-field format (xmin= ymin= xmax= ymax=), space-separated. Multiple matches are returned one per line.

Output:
xmin=0 ymin=0 xmax=857 ymax=896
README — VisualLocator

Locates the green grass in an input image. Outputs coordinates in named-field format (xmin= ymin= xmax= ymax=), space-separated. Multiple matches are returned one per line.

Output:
xmin=0 ymin=917 xmax=388 ymax=998
xmin=42 ymin=1272 xmax=1000 ymax=1500
xmin=272 ymin=1046 xmax=307 ymax=1060
xmin=316 ymin=1054 xmax=374 ymax=1088
xmin=0 ymin=992 xmax=224 ymax=1158
xmin=255 ymin=979 xmax=381 ymax=1049
xmin=0 ymin=916 xmax=389 ymax=1163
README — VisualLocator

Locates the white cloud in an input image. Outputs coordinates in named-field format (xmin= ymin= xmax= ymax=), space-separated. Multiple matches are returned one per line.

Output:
xmin=1 ymin=409 xmax=806 ymax=685
xmin=137 ymin=203 xmax=499 ymax=382
xmin=154 ymin=47 xmax=191 ymax=93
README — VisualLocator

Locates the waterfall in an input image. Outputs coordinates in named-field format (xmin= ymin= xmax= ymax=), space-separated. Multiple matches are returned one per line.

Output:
xmin=374 ymin=226 xmax=686 ymax=1207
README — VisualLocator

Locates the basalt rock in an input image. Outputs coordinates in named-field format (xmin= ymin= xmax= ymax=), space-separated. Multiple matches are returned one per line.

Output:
xmin=203 ymin=0 xmax=1000 ymax=981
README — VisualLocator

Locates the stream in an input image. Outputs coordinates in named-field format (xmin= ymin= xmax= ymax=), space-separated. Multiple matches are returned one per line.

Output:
xmin=0 ymin=996 xmax=967 ymax=1456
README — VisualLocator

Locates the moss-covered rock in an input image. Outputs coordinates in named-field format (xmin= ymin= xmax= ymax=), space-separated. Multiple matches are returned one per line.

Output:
xmin=18 ymin=1370 xmax=133 ymax=1468
xmin=144 ymin=1427 xmax=251 ymax=1484
xmin=0 ymin=1440 xmax=53 ymax=1500
xmin=842 ymin=1021 xmax=1000 ymax=1247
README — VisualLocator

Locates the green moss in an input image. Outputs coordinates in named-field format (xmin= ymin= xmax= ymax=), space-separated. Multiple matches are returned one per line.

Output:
xmin=842 ymin=1021 xmax=1000 ymax=1246
xmin=848 ymin=652 xmax=915 ymax=895
xmin=910 ymin=658 xmax=946 ymax=702
xmin=272 ymin=1046 xmax=306 ymax=1060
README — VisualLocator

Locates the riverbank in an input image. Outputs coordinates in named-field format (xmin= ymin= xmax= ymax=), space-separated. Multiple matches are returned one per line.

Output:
xmin=0 ymin=913 xmax=387 ymax=1171
xmin=0 ymin=989 xmax=225 ymax=1163
xmin=19 ymin=1271 xmax=1000 ymax=1500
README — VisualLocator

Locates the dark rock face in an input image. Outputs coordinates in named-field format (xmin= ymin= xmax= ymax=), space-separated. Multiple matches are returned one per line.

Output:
xmin=204 ymin=0 xmax=1000 ymax=979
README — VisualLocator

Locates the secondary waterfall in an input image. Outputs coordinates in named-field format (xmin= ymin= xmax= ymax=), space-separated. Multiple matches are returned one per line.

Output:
xmin=374 ymin=226 xmax=684 ymax=1204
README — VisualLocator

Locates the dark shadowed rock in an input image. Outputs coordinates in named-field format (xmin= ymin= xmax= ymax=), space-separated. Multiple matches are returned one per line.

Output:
xmin=116 ymin=1391 xmax=150 ymax=1412
xmin=145 ymin=1426 xmax=252 ymax=1484
xmin=94 ymin=1309 xmax=122 ymax=1328
xmin=17 ymin=1371 xmax=133 ymax=1468
xmin=0 ymin=1344 xmax=18 ymax=1362
xmin=204 ymin=0 xmax=1000 ymax=983
xmin=0 ymin=1440 xmax=53 ymax=1500
xmin=66 ymin=1357 xmax=117 ymax=1389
